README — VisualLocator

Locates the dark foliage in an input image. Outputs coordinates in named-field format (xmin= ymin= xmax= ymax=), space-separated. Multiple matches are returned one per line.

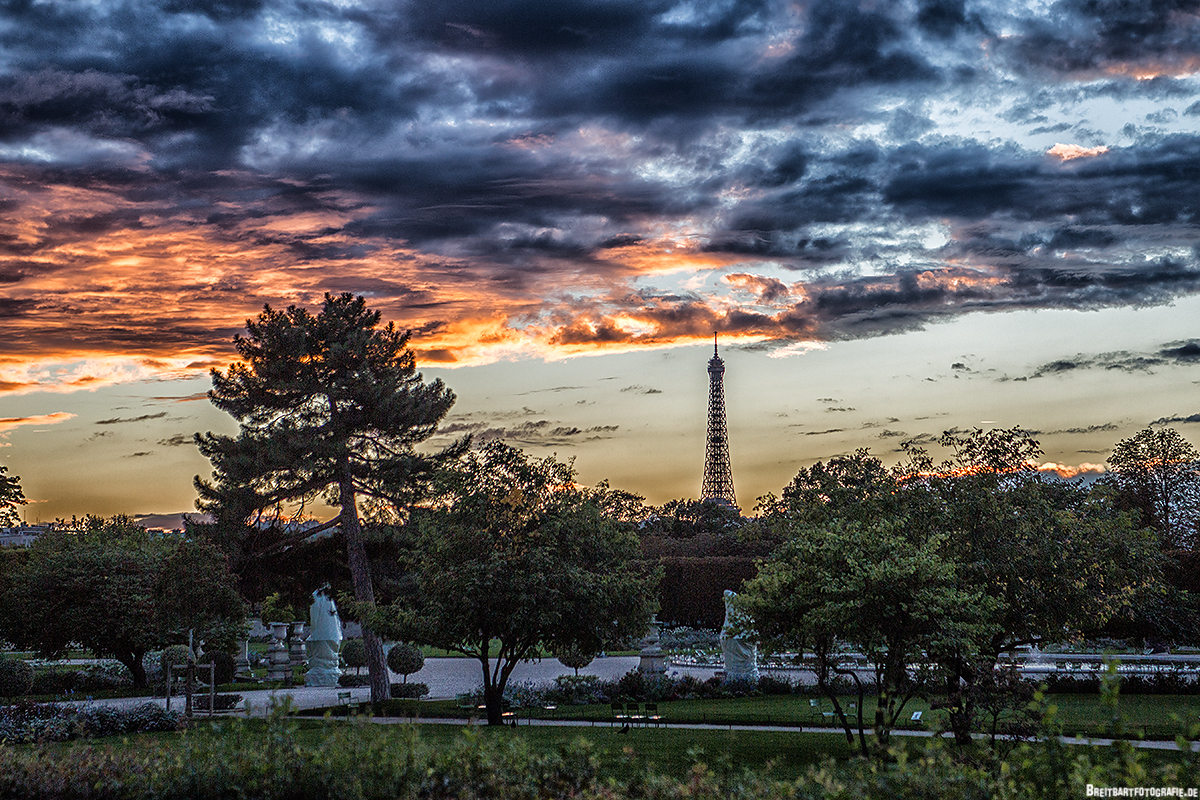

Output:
xmin=388 ymin=682 xmax=428 ymax=699
xmin=0 ymin=656 xmax=33 ymax=698
xmin=199 ymin=651 xmax=236 ymax=685
xmin=655 ymin=556 xmax=760 ymax=627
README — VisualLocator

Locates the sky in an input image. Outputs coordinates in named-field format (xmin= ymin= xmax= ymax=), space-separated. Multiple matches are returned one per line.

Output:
xmin=1 ymin=0 xmax=1200 ymax=522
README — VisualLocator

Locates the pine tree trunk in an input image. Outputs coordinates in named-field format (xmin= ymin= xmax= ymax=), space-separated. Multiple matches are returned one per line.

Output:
xmin=340 ymin=472 xmax=389 ymax=705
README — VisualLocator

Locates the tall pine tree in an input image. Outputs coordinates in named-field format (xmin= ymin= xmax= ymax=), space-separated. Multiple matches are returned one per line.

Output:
xmin=195 ymin=293 xmax=461 ymax=702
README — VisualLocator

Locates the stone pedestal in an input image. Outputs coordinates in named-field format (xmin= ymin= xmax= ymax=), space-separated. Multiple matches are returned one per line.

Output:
xmin=235 ymin=637 xmax=252 ymax=679
xmin=638 ymin=615 xmax=667 ymax=674
xmin=289 ymin=622 xmax=307 ymax=668
xmin=267 ymin=622 xmax=292 ymax=682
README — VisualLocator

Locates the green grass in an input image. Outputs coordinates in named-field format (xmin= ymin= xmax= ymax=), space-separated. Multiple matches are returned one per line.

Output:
xmin=1049 ymin=693 xmax=1200 ymax=740
xmin=28 ymin=716 xmax=855 ymax=782
xmin=318 ymin=692 xmax=1200 ymax=741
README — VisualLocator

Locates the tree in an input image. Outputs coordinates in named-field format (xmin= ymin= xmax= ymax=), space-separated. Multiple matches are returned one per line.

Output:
xmin=748 ymin=429 xmax=1166 ymax=749
xmin=0 ymin=516 xmax=245 ymax=687
xmin=1107 ymin=427 xmax=1200 ymax=549
xmin=740 ymin=518 xmax=987 ymax=757
xmin=373 ymin=442 xmax=657 ymax=725
xmin=195 ymin=292 xmax=463 ymax=704
xmin=340 ymin=638 xmax=366 ymax=675
xmin=909 ymin=429 xmax=1165 ymax=745
xmin=554 ymin=643 xmax=595 ymax=676
xmin=0 ymin=465 xmax=25 ymax=527
xmin=643 ymin=498 xmax=742 ymax=538
xmin=386 ymin=642 xmax=424 ymax=683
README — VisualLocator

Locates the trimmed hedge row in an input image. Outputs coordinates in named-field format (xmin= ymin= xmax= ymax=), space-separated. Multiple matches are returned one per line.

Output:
xmin=0 ymin=701 xmax=182 ymax=743
xmin=655 ymin=556 xmax=759 ymax=628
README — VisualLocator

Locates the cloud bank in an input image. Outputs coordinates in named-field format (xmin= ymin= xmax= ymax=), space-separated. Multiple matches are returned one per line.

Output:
xmin=1 ymin=0 xmax=1199 ymax=392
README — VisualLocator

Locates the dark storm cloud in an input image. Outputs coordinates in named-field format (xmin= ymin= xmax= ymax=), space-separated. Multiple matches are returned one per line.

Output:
xmin=3 ymin=0 xmax=1200 ymax=376
xmin=1151 ymin=414 xmax=1200 ymax=425
xmin=994 ymin=0 xmax=1200 ymax=78
xmin=435 ymin=416 xmax=620 ymax=446
xmin=1024 ymin=340 xmax=1200 ymax=380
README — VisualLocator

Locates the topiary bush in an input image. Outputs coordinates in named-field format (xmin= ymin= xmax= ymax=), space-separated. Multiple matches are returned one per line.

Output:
xmin=386 ymin=643 xmax=424 ymax=682
xmin=337 ymin=674 xmax=370 ymax=688
xmin=389 ymin=682 xmax=428 ymax=699
xmin=554 ymin=644 xmax=595 ymax=676
xmin=0 ymin=656 xmax=34 ymax=698
xmin=160 ymin=645 xmax=195 ymax=678
xmin=340 ymin=639 xmax=366 ymax=675
xmin=199 ymin=651 xmax=236 ymax=685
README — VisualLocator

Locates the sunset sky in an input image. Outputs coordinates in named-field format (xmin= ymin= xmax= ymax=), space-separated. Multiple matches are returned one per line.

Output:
xmin=2 ymin=0 xmax=1199 ymax=522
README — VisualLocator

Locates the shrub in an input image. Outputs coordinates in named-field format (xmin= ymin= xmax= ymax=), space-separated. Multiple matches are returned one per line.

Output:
xmin=0 ymin=656 xmax=33 ymax=698
xmin=389 ymin=682 xmax=428 ymax=699
xmin=199 ymin=651 xmax=236 ymax=685
xmin=340 ymin=639 xmax=366 ymax=674
xmin=386 ymin=643 xmax=424 ymax=682
xmin=0 ymin=700 xmax=183 ymax=743
xmin=338 ymin=674 xmax=370 ymax=688
xmin=160 ymin=645 xmax=195 ymax=677
xmin=78 ymin=660 xmax=134 ymax=690
xmin=541 ymin=675 xmax=608 ymax=706
xmin=659 ymin=626 xmax=721 ymax=652
xmin=142 ymin=650 xmax=165 ymax=685
xmin=31 ymin=668 xmax=78 ymax=696
xmin=757 ymin=674 xmax=795 ymax=695
xmin=192 ymin=693 xmax=243 ymax=712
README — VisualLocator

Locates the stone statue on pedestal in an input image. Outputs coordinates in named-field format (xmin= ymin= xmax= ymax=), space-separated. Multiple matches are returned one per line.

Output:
xmin=306 ymin=587 xmax=343 ymax=687
xmin=720 ymin=589 xmax=758 ymax=681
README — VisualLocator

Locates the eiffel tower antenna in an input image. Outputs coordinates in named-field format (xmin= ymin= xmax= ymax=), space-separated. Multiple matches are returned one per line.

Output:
xmin=701 ymin=332 xmax=736 ymax=508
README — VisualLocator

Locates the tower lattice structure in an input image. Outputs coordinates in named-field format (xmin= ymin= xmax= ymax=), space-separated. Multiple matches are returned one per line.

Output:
xmin=701 ymin=334 xmax=737 ymax=508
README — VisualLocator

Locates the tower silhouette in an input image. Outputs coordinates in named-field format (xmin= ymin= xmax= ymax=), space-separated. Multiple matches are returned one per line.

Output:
xmin=701 ymin=333 xmax=736 ymax=507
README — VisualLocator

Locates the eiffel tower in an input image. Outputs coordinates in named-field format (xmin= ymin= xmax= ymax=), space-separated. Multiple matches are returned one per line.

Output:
xmin=701 ymin=333 xmax=737 ymax=508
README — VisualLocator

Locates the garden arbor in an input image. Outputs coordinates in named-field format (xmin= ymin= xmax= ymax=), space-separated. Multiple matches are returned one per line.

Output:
xmin=196 ymin=293 xmax=462 ymax=703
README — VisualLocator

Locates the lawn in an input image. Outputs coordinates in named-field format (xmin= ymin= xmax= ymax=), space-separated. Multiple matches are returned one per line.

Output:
xmin=345 ymin=691 xmax=1200 ymax=741
xmin=25 ymin=715 xmax=855 ymax=782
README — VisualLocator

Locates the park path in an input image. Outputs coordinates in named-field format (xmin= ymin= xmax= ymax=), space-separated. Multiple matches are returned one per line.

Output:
xmin=70 ymin=655 xmax=723 ymax=714
xmin=61 ymin=655 xmax=1200 ymax=753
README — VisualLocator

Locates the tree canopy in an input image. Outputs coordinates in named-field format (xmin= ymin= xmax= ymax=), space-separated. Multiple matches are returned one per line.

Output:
xmin=195 ymin=292 xmax=462 ymax=702
xmin=0 ymin=465 xmax=25 ymax=528
xmin=0 ymin=516 xmax=245 ymax=687
xmin=742 ymin=427 xmax=1166 ymax=751
xmin=372 ymin=441 xmax=658 ymax=725
xmin=1106 ymin=427 xmax=1200 ymax=550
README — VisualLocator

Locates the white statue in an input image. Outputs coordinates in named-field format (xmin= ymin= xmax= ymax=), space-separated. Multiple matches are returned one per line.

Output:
xmin=306 ymin=587 xmax=343 ymax=687
xmin=720 ymin=589 xmax=759 ymax=680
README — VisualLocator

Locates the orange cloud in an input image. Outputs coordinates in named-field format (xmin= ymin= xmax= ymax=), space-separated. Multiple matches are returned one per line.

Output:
xmin=1037 ymin=461 xmax=1107 ymax=479
xmin=1048 ymin=143 xmax=1110 ymax=162
xmin=0 ymin=412 xmax=77 ymax=431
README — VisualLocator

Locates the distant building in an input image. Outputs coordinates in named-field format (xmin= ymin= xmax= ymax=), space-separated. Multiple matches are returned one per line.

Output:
xmin=0 ymin=524 xmax=52 ymax=548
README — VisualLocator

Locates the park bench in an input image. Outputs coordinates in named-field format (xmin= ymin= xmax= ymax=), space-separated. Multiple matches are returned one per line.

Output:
xmin=337 ymin=691 xmax=360 ymax=713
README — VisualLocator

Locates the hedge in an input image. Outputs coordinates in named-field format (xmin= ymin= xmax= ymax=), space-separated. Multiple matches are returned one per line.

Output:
xmin=654 ymin=556 xmax=759 ymax=628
